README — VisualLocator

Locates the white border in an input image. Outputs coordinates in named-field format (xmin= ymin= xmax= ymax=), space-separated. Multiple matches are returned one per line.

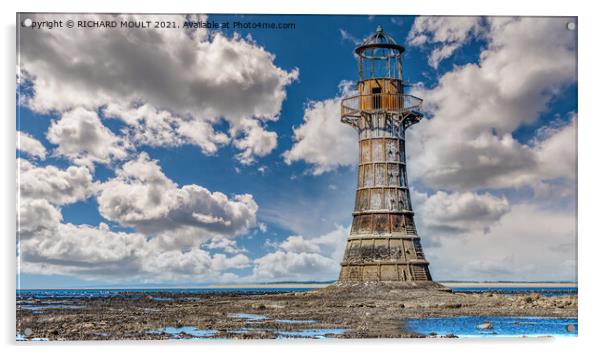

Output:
xmin=3 ymin=1 xmax=600 ymax=354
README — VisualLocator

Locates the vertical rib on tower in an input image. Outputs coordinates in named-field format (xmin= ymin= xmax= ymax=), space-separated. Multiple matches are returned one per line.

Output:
xmin=338 ymin=26 xmax=433 ymax=283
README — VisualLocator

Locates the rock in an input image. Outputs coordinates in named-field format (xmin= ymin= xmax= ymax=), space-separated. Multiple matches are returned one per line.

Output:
xmin=445 ymin=303 xmax=462 ymax=309
xmin=476 ymin=322 xmax=494 ymax=330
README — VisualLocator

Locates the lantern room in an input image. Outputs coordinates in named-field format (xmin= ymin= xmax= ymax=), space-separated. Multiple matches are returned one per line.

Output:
xmin=355 ymin=25 xmax=405 ymax=103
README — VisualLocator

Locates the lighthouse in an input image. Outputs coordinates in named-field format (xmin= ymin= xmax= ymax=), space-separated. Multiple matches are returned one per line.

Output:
xmin=338 ymin=26 xmax=433 ymax=283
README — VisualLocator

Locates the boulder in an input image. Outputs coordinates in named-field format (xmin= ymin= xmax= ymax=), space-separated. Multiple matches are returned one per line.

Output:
xmin=476 ymin=322 xmax=494 ymax=330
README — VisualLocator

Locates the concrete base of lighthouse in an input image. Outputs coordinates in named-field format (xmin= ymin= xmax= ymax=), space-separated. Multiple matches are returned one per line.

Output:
xmin=337 ymin=232 xmax=436 ymax=284
xmin=338 ymin=261 xmax=432 ymax=282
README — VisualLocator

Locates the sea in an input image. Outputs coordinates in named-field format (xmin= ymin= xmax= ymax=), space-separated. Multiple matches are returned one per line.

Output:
xmin=16 ymin=285 xmax=578 ymax=300
xmin=16 ymin=287 xmax=313 ymax=299
xmin=16 ymin=286 xmax=578 ymax=339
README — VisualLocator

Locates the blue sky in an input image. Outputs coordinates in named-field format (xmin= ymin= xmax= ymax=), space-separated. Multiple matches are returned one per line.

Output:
xmin=17 ymin=14 xmax=577 ymax=288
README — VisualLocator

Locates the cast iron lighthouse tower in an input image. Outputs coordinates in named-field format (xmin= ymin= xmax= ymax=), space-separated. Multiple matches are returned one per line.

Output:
xmin=338 ymin=26 xmax=433 ymax=283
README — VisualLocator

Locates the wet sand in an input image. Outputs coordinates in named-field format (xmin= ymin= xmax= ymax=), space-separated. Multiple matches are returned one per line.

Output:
xmin=16 ymin=282 xmax=578 ymax=340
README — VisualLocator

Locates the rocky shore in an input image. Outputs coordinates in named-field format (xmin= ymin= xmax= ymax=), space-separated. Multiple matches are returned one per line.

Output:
xmin=16 ymin=282 xmax=578 ymax=340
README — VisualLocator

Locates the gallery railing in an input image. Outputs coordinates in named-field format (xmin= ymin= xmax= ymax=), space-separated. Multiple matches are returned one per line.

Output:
xmin=341 ymin=93 xmax=423 ymax=124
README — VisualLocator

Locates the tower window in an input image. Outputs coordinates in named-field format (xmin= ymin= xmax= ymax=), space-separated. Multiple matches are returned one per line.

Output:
xmin=372 ymin=87 xmax=381 ymax=109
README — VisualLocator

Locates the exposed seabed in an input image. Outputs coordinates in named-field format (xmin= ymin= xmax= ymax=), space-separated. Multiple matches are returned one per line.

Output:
xmin=16 ymin=282 xmax=577 ymax=340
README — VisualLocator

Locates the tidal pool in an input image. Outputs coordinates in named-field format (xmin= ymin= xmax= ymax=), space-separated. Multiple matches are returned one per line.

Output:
xmin=228 ymin=313 xmax=268 ymax=321
xmin=275 ymin=319 xmax=317 ymax=324
xmin=19 ymin=304 xmax=84 ymax=314
xmin=16 ymin=333 xmax=49 ymax=341
xmin=19 ymin=304 xmax=83 ymax=310
xmin=275 ymin=328 xmax=346 ymax=339
xmin=148 ymin=326 xmax=216 ymax=339
xmin=405 ymin=316 xmax=578 ymax=337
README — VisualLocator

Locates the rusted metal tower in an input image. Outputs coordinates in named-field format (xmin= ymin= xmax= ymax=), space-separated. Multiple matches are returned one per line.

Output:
xmin=338 ymin=26 xmax=433 ymax=283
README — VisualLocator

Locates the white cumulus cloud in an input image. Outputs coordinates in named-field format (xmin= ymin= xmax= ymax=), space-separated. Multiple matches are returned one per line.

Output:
xmin=46 ymin=107 xmax=131 ymax=169
xmin=412 ymin=190 xmax=510 ymax=246
xmin=98 ymin=152 xmax=258 ymax=250
xmin=283 ymin=81 xmax=358 ymax=175
xmin=407 ymin=16 xmax=483 ymax=68
xmin=407 ymin=17 xmax=577 ymax=191
xmin=20 ymin=221 xmax=251 ymax=282
xmin=19 ymin=13 xmax=298 ymax=164
xmin=18 ymin=158 xmax=97 ymax=206
xmin=252 ymin=226 xmax=348 ymax=281
xmin=425 ymin=203 xmax=576 ymax=281
xmin=17 ymin=131 xmax=47 ymax=159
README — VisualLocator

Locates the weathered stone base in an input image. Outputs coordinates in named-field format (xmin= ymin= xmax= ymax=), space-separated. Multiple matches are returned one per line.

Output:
xmin=338 ymin=262 xmax=432 ymax=282
xmin=325 ymin=280 xmax=450 ymax=299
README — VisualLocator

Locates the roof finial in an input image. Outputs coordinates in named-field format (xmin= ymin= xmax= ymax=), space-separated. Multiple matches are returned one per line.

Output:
xmin=376 ymin=25 xmax=383 ymax=33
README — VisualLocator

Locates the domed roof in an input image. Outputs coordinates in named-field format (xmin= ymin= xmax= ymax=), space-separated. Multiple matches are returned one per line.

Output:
xmin=355 ymin=25 xmax=405 ymax=58
xmin=361 ymin=25 xmax=397 ymax=46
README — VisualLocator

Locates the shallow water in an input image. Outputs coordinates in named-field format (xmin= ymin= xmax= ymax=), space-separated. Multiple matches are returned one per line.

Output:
xmin=145 ymin=324 xmax=345 ymax=339
xmin=226 ymin=313 xmax=341 ymax=338
xmin=20 ymin=304 xmax=84 ymax=309
xmin=148 ymin=326 xmax=216 ymax=339
xmin=229 ymin=313 xmax=268 ymax=321
xmin=275 ymin=319 xmax=317 ymax=324
xmin=17 ymin=303 xmax=85 ymax=314
xmin=16 ymin=333 xmax=49 ymax=341
xmin=275 ymin=328 xmax=346 ymax=339
xmin=451 ymin=287 xmax=577 ymax=297
xmin=406 ymin=316 xmax=578 ymax=337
